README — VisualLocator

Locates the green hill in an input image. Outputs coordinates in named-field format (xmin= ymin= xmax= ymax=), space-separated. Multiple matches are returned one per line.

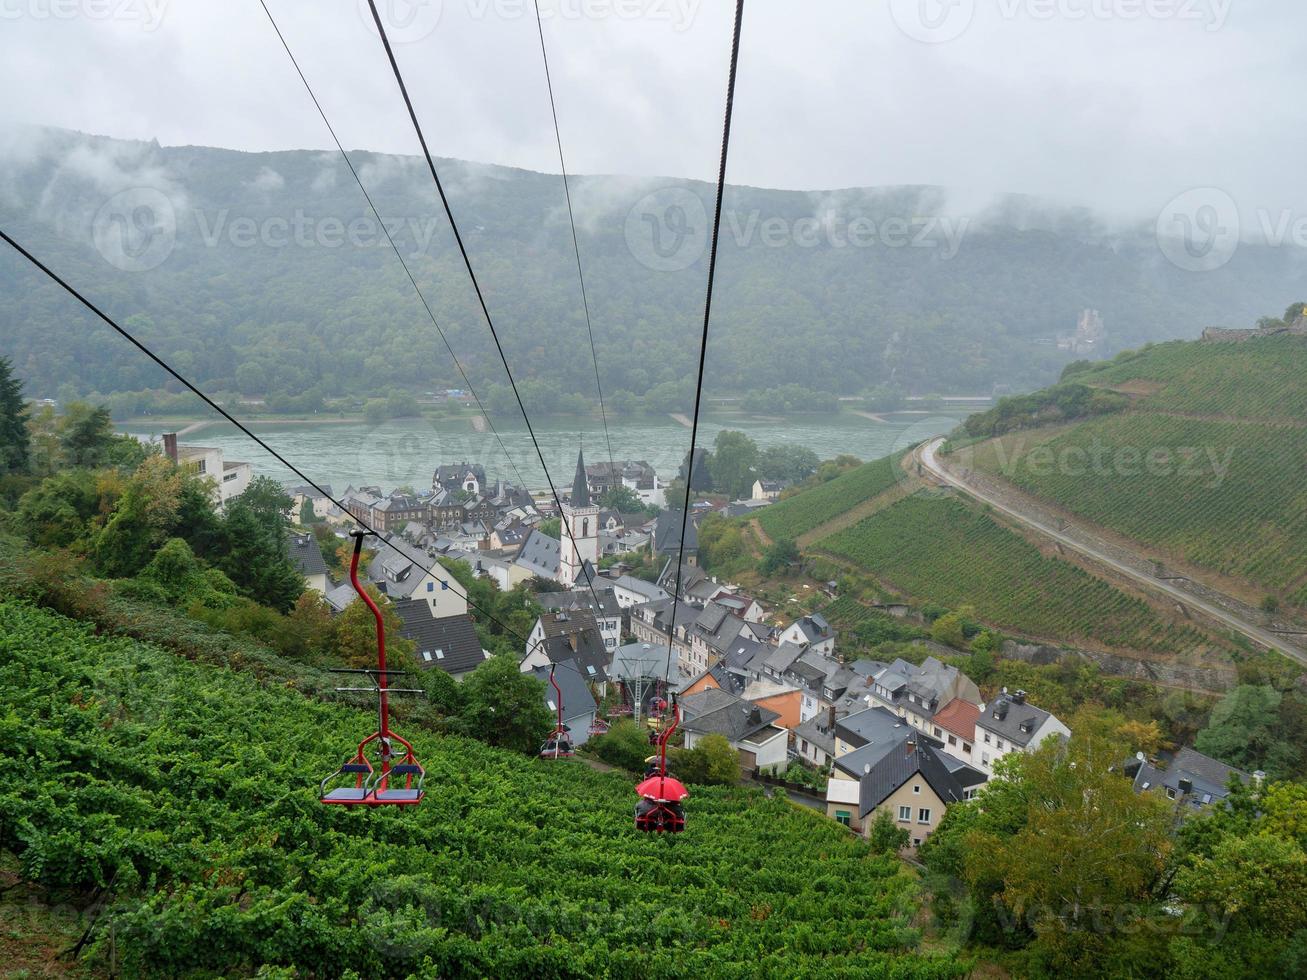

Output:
xmin=814 ymin=493 xmax=1228 ymax=659
xmin=967 ymin=333 xmax=1307 ymax=610
xmin=0 ymin=598 xmax=964 ymax=978
xmin=757 ymin=453 xmax=903 ymax=542
xmin=3 ymin=127 xmax=1304 ymax=413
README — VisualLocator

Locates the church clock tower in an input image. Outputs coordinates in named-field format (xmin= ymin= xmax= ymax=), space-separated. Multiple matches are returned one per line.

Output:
xmin=560 ymin=447 xmax=599 ymax=587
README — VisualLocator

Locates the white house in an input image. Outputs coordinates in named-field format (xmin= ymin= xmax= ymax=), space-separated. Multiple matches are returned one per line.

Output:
xmin=779 ymin=613 xmax=836 ymax=657
xmin=162 ymin=433 xmax=252 ymax=506
xmin=973 ymin=689 xmax=1070 ymax=775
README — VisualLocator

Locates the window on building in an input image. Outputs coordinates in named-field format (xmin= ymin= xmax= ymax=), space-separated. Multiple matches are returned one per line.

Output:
xmin=982 ymin=752 xmax=990 ymax=765
xmin=912 ymin=784 xmax=921 ymax=794
xmin=834 ymin=810 xmax=851 ymax=827
xmin=934 ymin=727 xmax=942 ymax=738
xmin=963 ymin=742 xmax=972 ymax=753
xmin=918 ymin=808 xmax=932 ymax=824
xmin=897 ymin=805 xmax=911 ymax=822
xmin=912 ymin=837 xmax=921 ymax=847
xmin=983 ymin=732 xmax=991 ymax=744
xmin=1166 ymin=787 xmax=1177 ymax=799
xmin=947 ymin=735 xmax=957 ymax=746
xmin=422 ymin=651 xmax=432 ymax=662
xmin=996 ymin=739 xmax=1005 ymax=751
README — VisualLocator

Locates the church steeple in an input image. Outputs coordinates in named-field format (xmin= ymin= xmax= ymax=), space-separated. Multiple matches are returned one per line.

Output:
xmin=570 ymin=446 xmax=590 ymax=508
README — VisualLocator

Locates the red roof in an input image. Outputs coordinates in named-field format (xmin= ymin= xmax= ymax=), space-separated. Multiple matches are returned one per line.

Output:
xmin=932 ymin=698 xmax=980 ymax=741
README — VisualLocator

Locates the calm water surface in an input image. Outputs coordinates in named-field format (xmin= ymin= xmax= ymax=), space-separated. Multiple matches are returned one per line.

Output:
xmin=120 ymin=413 xmax=962 ymax=492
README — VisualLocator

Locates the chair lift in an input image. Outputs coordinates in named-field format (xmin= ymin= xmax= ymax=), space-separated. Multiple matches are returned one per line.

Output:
xmin=646 ymin=696 xmax=669 ymax=745
xmin=319 ymin=529 xmax=427 ymax=807
xmin=587 ymin=716 xmax=610 ymax=738
xmin=539 ymin=665 xmax=575 ymax=760
xmin=634 ymin=694 xmax=688 ymax=833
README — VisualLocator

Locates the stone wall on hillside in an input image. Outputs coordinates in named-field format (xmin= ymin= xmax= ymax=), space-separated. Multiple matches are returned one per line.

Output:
xmin=1000 ymin=640 xmax=1236 ymax=693
xmin=1202 ymin=314 xmax=1307 ymax=343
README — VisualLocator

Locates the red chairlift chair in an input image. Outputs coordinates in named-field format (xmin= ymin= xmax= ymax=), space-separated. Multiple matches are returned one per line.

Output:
xmin=319 ymin=530 xmax=427 ymax=807
xmin=539 ymin=665 xmax=575 ymax=760
xmin=635 ymin=695 xmax=688 ymax=833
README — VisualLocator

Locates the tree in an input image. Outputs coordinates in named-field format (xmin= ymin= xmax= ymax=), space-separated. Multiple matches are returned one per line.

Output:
xmin=591 ymin=719 xmax=653 ymax=772
xmin=597 ymin=484 xmax=654 ymax=516
xmin=334 ymin=583 xmax=412 ymax=669
xmin=298 ymin=497 xmax=320 ymax=525
xmin=709 ymin=430 xmax=759 ymax=499
xmin=759 ymin=537 xmax=799 ymax=576
xmin=1115 ymin=719 xmax=1165 ymax=757
xmin=930 ymin=611 xmax=967 ymax=649
xmin=963 ymin=733 xmax=1173 ymax=973
xmin=457 ymin=655 xmax=552 ymax=754
xmin=18 ymin=470 xmax=101 ymax=548
xmin=217 ymin=479 xmax=303 ymax=612
xmin=757 ymin=444 xmax=819 ymax=483
xmin=680 ymin=734 xmax=739 ymax=785
xmin=58 ymin=403 xmax=115 ymax=468
xmin=0 ymin=356 xmax=30 ymax=476
xmin=1196 ymin=684 xmax=1297 ymax=777
xmin=92 ymin=455 xmax=186 ymax=577
xmin=866 ymin=809 xmax=910 ymax=854
xmin=538 ymin=517 xmax=561 ymax=539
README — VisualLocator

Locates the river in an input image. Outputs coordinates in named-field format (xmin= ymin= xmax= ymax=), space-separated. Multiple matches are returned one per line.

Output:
xmin=119 ymin=412 xmax=963 ymax=493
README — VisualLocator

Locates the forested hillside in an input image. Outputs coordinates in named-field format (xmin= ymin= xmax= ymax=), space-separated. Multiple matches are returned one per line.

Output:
xmin=3 ymin=126 xmax=1304 ymax=414
xmin=967 ymin=331 xmax=1307 ymax=610
xmin=0 ymin=599 xmax=965 ymax=978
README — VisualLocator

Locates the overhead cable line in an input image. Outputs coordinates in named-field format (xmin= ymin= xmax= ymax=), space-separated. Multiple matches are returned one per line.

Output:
xmin=529 ymin=0 xmax=619 ymax=495
xmin=662 ymin=0 xmax=747 ymax=682
xmin=362 ymin=0 xmax=609 ymax=617
xmin=257 ymin=0 xmax=530 ymax=494
xmin=0 ymin=227 xmax=536 ymax=650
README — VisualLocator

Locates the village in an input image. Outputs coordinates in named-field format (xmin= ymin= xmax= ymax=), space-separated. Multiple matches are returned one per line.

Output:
xmin=178 ymin=438 xmax=1250 ymax=849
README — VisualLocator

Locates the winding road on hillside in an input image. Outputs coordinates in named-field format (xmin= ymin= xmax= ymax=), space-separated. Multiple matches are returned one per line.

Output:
xmin=918 ymin=437 xmax=1307 ymax=669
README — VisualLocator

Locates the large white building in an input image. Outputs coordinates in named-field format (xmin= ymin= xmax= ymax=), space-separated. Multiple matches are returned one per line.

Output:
xmin=163 ymin=433 xmax=252 ymax=506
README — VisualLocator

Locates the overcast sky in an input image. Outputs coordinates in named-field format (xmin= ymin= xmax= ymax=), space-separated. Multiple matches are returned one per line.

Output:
xmin=1 ymin=0 xmax=1305 ymax=220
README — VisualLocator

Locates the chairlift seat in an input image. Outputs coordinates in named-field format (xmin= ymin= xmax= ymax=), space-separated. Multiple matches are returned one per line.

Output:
xmin=320 ymin=762 xmax=374 ymax=805
xmin=371 ymin=763 xmax=425 ymax=804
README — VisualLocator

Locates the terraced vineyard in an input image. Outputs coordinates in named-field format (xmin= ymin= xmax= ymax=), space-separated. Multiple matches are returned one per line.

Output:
xmin=1075 ymin=335 xmax=1307 ymax=419
xmin=972 ymin=414 xmax=1307 ymax=606
xmin=816 ymin=494 xmax=1225 ymax=657
xmin=758 ymin=453 xmax=903 ymax=541
xmin=0 ymin=599 xmax=964 ymax=979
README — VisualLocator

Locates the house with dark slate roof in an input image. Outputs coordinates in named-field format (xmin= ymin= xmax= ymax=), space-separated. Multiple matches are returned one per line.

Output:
xmin=537 ymin=587 xmax=624 ymax=652
xmin=779 ymin=613 xmax=837 ymax=656
xmin=364 ymin=534 xmax=466 ymax=619
xmin=286 ymin=531 xmax=330 ymax=594
xmin=520 ymin=610 xmax=610 ymax=692
xmin=678 ymin=688 xmax=788 ymax=772
xmin=392 ymin=599 xmax=489 ymax=680
xmin=868 ymin=657 xmax=982 ymax=734
xmin=856 ymin=737 xmax=967 ymax=847
xmin=974 ymin=688 xmax=1070 ymax=776
xmin=1126 ymin=746 xmax=1254 ymax=810
xmin=530 ymin=660 xmax=598 ymax=746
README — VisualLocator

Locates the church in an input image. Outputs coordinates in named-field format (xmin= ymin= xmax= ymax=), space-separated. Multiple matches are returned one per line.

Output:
xmin=512 ymin=447 xmax=600 ymax=588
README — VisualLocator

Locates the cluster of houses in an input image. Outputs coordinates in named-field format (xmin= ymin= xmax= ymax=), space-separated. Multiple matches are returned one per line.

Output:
xmin=278 ymin=449 xmax=1252 ymax=850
